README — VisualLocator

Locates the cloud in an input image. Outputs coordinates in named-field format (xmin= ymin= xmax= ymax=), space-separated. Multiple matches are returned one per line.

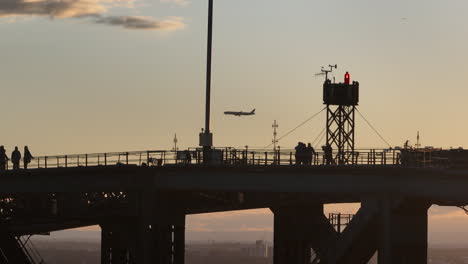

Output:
xmin=0 ymin=0 xmax=186 ymax=31
xmin=160 ymin=0 xmax=190 ymax=7
xmin=93 ymin=15 xmax=185 ymax=30
xmin=0 ymin=0 xmax=111 ymax=18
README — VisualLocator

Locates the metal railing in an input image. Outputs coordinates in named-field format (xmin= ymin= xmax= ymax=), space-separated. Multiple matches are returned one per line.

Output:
xmin=1 ymin=147 xmax=456 ymax=171
xmin=9 ymin=148 xmax=405 ymax=169
xmin=32 ymin=150 xmax=168 ymax=169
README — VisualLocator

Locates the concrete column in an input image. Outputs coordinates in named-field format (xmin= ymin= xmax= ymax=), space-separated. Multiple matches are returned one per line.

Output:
xmin=153 ymin=223 xmax=173 ymax=264
xmin=100 ymin=223 xmax=133 ymax=264
xmin=152 ymin=212 xmax=186 ymax=264
xmin=100 ymin=213 xmax=186 ymax=264
xmin=100 ymin=226 xmax=111 ymax=264
xmin=378 ymin=200 xmax=429 ymax=264
xmin=100 ymin=186 xmax=186 ymax=264
xmin=173 ymin=215 xmax=186 ymax=264
xmin=271 ymin=204 xmax=336 ymax=264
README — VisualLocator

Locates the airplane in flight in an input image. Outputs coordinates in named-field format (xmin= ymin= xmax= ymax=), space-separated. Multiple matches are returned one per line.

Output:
xmin=224 ymin=109 xmax=256 ymax=117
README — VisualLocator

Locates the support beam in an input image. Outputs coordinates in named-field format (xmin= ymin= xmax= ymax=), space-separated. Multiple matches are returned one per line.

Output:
xmin=378 ymin=200 xmax=429 ymax=264
xmin=271 ymin=204 xmax=336 ymax=264
xmin=0 ymin=224 xmax=34 ymax=264
xmin=0 ymin=235 xmax=31 ymax=264
xmin=330 ymin=201 xmax=380 ymax=264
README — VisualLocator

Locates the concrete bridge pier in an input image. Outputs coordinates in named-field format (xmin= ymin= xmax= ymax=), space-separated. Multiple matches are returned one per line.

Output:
xmin=100 ymin=216 xmax=186 ymax=264
xmin=271 ymin=204 xmax=337 ymax=264
xmin=100 ymin=190 xmax=186 ymax=264
xmin=150 ymin=211 xmax=186 ymax=264
xmin=378 ymin=200 xmax=430 ymax=264
xmin=100 ymin=221 xmax=135 ymax=264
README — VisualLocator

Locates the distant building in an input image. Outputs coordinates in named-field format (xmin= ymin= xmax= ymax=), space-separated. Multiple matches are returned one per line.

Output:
xmin=267 ymin=246 xmax=273 ymax=258
xmin=241 ymin=240 xmax=269 ymax=258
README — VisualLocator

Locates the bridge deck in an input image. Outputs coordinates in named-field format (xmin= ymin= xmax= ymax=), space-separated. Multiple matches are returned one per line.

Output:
xmin=0 ymin=165 xmax=467 ymax=205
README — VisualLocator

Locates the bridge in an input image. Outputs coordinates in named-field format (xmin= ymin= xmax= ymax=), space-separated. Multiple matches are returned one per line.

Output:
xmin=2 ymin=1 xmax=466 ymax=263
xmin=1 ymin=147 xmax=468 ymax=264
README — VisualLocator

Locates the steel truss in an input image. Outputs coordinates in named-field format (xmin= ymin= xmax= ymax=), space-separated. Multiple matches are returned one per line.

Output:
xmin=326 ymin=105 xmax=356 ymax=165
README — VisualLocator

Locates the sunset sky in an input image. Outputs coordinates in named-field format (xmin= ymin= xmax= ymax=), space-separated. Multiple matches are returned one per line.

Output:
xmin=2 ymin=0 xmax=468 ymax=241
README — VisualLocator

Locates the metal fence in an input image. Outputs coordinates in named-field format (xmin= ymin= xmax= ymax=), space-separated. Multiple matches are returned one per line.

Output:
xmin=1 ymin=147 xmax=454 ymax=171
xmin=0 ymin=148 xmax=410 ymax=170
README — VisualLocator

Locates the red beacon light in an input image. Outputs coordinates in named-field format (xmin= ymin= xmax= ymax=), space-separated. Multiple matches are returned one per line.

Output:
xmin=344 ymin=72 xmax=350 ymax=85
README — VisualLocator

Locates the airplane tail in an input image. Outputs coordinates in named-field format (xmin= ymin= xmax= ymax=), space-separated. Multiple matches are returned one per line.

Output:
xmin=251 ymin=109 xmax=256 ymax=114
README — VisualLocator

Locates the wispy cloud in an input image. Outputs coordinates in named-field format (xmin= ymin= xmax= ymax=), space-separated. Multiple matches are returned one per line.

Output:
xmin=0 ymin=0 xmax=112 ymax=18
xmin=160 ymin=0 xmax=190 ymax=7
xmin=93 ymin=15 xmax=184 ymax=30
xmin=0 ymin=0 xmax=186 ymax=31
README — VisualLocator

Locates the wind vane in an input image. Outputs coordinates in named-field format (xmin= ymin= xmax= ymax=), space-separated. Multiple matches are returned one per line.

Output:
xmin=315 ymin=64 xmax=337 ymax=81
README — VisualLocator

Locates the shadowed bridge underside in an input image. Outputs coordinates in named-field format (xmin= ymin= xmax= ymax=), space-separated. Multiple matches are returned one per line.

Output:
xmin=0 ymin=165 xmax=467 ymax=264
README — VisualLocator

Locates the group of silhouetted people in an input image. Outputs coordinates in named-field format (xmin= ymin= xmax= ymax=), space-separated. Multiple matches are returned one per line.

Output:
xmin=294 ymin=142 xmax=335 ymax=165
xmin=0 ymin=146 xmax=34 ymax=171
xmin=295 ymin=142 xmax=316 ymax=165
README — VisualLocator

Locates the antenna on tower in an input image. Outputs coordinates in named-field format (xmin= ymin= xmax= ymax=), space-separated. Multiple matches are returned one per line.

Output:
xmin=173 ymin=134 xmax=178 ymax=152
xmin=272 ymin=120 xmax=279 ymax=151
xmin=315 ymin=64 xmax=338 ymax=81
xmin=272 ymin=120 xmax=279 ymax=164
xmin=415 ymin=131 xmax=421 ymax=149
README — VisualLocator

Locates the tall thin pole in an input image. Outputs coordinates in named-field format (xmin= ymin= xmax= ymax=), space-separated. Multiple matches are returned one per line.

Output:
xmin=173 ymin=134 xmax=178 ymax=152
xmin=201 ymin=0 xmax=214 ymax=164
xmin=272 ymin=120 xmax=278 ymax=164
xmin=205 ymin=0 xmax=213 ymax=135
xmin=272 ymin=120 xmax=278 ymax=152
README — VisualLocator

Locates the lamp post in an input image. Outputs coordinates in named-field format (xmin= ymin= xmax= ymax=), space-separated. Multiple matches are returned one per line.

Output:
xmin=200 ymin=0 xmax=214 ymax=164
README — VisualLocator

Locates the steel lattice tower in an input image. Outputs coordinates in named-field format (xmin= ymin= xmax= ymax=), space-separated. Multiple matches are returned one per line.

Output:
xmin=326 ymin=105 xmax=356 ymax=164
xmin=323 ymin=73 xmax=359 ymax=165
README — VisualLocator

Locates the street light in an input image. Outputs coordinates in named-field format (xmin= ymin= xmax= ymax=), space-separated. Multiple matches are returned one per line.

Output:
xmin=199 ymin=0 xmax=214 ymax=163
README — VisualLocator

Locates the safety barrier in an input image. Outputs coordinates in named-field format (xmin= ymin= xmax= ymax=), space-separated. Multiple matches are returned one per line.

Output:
xmin=2 ymin=148 xmax=406 ymax=169
xmin=2 ymin=147 xmax=454 ymax=170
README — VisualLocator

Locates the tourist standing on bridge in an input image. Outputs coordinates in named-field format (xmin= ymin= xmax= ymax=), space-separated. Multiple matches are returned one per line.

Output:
xmin=11 ymin=147 xmax=21 ymax=170
xmin=185 ymin=150 xmax=191 ymax=164
xmin=295 ymin=142 xmax=306 ymax=165
xmin=306 ymin=143 xmax=316 ymax=166
xmin=323 ymin=143 xmax=333 ymax=165
xmin=23 ymin=146 xmax=34 ymax=169
xmin=0 ymin=146 xmax=9 ymax=171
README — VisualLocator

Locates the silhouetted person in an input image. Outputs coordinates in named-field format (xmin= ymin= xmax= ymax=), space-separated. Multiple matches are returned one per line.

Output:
xmin=294 ymin=142 xmax=301 ymax=165
xmin=306 ymin=143 xmax=316 ymax=165
xmin=302 ymin=143 xmax=308 ymax=165
xmin=11 ymin=147 xmax=21 ymax=170
xmin=323 ymin=143 xmax=333 ymax=165
xmin=185 ymin=150 xmax=191 ymax=164
xmin=0 ymin=146 xmax=9 ymax=171
xmin=23 ymin=146 xmax=34 ymax=169
xmin=295 ymin=142 xmax=307 ymax=165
